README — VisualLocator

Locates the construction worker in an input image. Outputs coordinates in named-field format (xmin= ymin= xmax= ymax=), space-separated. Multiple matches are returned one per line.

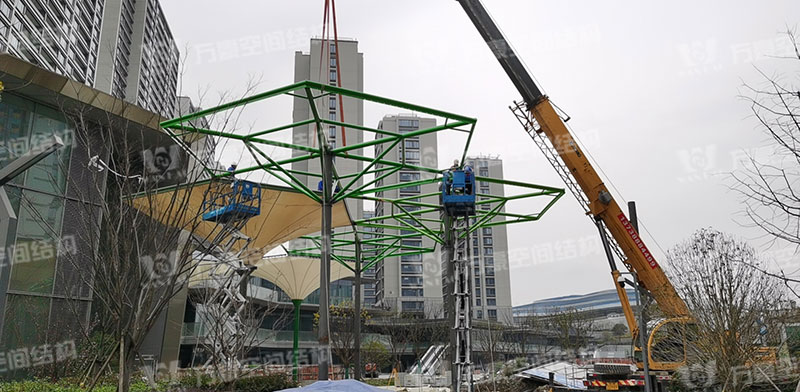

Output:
xmin=464 ymin=164 xmax=473 ymax=195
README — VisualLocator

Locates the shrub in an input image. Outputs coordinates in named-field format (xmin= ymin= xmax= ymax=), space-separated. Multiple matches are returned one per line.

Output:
xmin=232 ymin=373 xmax=297 ymax=392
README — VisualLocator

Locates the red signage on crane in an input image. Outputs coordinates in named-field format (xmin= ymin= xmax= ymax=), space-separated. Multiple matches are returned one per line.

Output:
xmin=617 ymin=213 xmax=658 ymax=269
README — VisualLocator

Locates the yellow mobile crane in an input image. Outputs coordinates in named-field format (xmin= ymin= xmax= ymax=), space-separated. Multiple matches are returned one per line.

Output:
xmin=455 ymin=1 xmax=692 ymax=389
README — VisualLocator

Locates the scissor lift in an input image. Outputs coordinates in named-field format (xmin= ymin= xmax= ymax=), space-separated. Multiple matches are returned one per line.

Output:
xmin=199 ymin=179 xmax=261 ymax=371
xmin=441 ymin=168 xmax=476 ymax=392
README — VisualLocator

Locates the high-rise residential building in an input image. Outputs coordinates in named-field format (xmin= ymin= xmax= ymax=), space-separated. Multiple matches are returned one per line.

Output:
xmin=373 ymin=115 xmax=442 ymax=316
xmin=95 ymin=0 xmax=179 ymax=117
xmin=291 ymin=37 xmax=363 ymax=210
xmin=0 ymin=0 xmax=180 ymax=117
xmin=290 ymin=38 xmax=364 ymax=300
xmin=464 ymin=155 xmax=513 ymax=323
xmin=0 ymin=0 xmax=105 ymax=85
xmin=361 ymin=210 xmax=379 ymax=306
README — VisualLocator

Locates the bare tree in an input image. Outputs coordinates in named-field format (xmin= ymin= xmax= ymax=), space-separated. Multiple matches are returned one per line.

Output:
xmin=361 ymin=339 xmax=391 ymax=377
xmin=473 ymin=320 xmax=507 ymax=386
xmin=19 ymin=75 xmax=263 ymax=390
xmin=20 ymin=106 xmax=214 ymax=392
xmin=733 ymin=30 xmax=800 ymax=245
xmin=373 ymin=314 xmax=410 ymax=373
xmin=546 ymin=307 xmax=594 ymax=359
xmin=509 ymin=314 xmax=548 ymax=360
xmin=666 ymin=228 xmax=786 ymax=392
xmin=314 ymin=301 xmax=369 ymax=378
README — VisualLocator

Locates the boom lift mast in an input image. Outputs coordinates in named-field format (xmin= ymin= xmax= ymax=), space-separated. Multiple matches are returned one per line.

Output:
xmin=454 ymin=0 xmax=691 ymax=373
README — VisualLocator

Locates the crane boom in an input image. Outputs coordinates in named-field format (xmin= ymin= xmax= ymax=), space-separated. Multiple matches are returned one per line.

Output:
xmin=455 ymin=0 xmax=689 ymax=319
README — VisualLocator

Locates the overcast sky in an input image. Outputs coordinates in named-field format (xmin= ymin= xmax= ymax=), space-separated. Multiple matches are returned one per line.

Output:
xmin=161 ymin=1 xmax=800 ymax=306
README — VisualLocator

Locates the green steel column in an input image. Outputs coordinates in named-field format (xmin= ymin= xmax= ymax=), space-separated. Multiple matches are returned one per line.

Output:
xmin=292 ymin=299 xmax=303 ymax=382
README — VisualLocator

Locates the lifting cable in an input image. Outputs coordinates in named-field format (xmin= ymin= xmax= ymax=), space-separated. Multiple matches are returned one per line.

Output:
xmin=317 ymin=0 xmax=347 ymax=149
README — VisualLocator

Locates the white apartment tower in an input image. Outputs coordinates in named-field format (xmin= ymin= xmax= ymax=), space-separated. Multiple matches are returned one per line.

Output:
xmin=291 ymin=38 xmax=363 ymax=221
xmin=374 ymin=115 xmax=442 ymax=316
xmin=464 ymin=156 xmax=513 ymax=322
xmin=290 ymin=39 xmax=364 ymax=301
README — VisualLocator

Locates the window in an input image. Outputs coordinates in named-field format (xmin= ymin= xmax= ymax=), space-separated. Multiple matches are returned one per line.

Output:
xmin=479 ymin=181 xmax=489 ymax=187
xmin=329 ymin=111 xmax=336 ymax=120
xmin=329 ymin=70 xmax=336 ymax=82
xmin=485 ymin=267 xmax=495 ymax=276
xmin=487 ymin=288 xmax=496 ymax=297
xmin=402 ymin=240 xmax=422 ymax=249
xmin=482 ymin=227 xmax=492 ymax=236
xmin=484 ymin=257 xmax=494 ymax=265
xmin=487 ymin=299 xmax=497 ymax=306
xmin=474 ymin=267 xmax=480 ymax=276
xmin=402 ymin=301 xmax=424 ymax=311
xmin=399 ymin=172 xmax=420 ymax=182
xmin=472 ymin=238 xmax=478 ymax=248
xmin=483 ymin=237 xmax=493 ymax=246
xmin=402 ymin=288 xmax=423 ymax=297
xmin=488 ymin=309 xmax=497 ymax=319
xmin=475 ymin=298 xmax=481 ymax=306
xmin=330 ymin=43 xmax=336 ymax=53
xmin=481 ymin=203 xmax=491 ymax=210
xmin=484 ymin=247 xmax=493 ymax=255
xmin=479 ymin=168 xmax=489 ymax=176
xmin=402 ymin=276 xmax=423 ymax=286
xmin=404 ymin=139 xmax=420 ymax=149
xmin=401 ymin=254 xmax=422 ymax=262
xmin=478 ymin=160 xmax=489 ymax=168
xmin=473 ymin=258 xmax=480 ymax=267
xmin=401 ymin=264 xmax=423 ymax=274
xmin=400 ymin=184 xmax=420 ymax=193
xmin=330 ymin=57 xmax=336 ymax=67
xmin=475 ymin=288 xmax=481 ymax=298
xmin=477 ymin=310 xmax=483 ymax=319
xmin=404 ymin=150 xmax=420 ymax=161
xmin=398 ymin=119 xmax=419 ymax=128
xmin=475 ymin=277 xmax=481 ymax=287
xmin=485 ymin=278 xmax=495 ymax=286
xmin=329 ymin=126 xmax=336 ymax=138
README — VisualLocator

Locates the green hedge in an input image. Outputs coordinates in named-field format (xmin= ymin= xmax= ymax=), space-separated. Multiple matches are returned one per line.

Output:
xmin=0 ymin=379 xmax=155 ymax=392
xmin=0 ymin=372 xmax=298 ymax=392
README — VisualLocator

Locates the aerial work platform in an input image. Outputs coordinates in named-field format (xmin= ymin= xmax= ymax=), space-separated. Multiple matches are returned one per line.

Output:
xmin=441 ymin=168 xmax=476 ymax=216
xmin=202 ymin=180 xmax=262 ymax=224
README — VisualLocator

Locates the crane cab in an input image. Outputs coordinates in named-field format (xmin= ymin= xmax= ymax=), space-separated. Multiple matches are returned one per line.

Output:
xmin=202 ymin=180 xmax=261 ymax=223
xmin=441 ymin=168 xmax=476 ymax=216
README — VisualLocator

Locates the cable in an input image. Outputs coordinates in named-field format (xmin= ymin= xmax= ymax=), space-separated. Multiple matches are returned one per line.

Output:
xmin=87 ymin=155 xmax=143 ymax=182
xmin=562 ymin=114 xmax=670 ymax=258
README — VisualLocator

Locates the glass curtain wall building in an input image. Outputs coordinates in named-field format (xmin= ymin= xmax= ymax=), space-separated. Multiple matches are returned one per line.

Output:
xmin=0 ymin=92 xmax=90 ymax=356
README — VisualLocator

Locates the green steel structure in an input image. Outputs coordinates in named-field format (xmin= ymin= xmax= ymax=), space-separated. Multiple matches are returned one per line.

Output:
xmin=159 ymin=80 xmax=564 ymax=380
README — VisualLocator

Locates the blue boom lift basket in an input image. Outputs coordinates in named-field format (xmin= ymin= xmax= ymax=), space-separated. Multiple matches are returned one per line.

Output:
xmin=441 ymin=168 xmax=476 ymax=216
xmin=202 ymin=180 xmax=262 ymax=223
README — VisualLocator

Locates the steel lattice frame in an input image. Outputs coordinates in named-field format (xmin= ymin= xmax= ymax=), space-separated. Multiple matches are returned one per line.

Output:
xmin=161 ymin=80 xmax=563 ymax=270
xmin=160 ymin=80 xmax=565 ymax=382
